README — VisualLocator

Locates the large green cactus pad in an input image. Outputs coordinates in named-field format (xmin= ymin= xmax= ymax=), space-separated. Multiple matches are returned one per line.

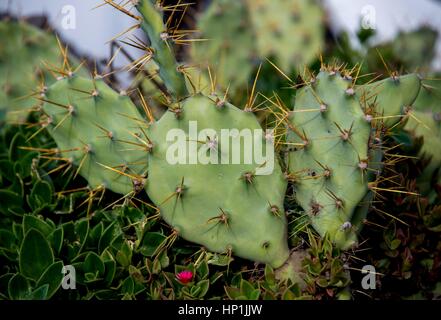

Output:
xmin=287 ymin=70 xmax=421 ymax=249
xmin=146 ymin=95 xmax=289 ymax=267
xmin=41 ymin=75 xmax=148 ymax=194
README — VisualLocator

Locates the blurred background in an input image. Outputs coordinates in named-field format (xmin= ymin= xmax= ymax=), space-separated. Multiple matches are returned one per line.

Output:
xmin=2 ymin=0 xmax=441 ymax=69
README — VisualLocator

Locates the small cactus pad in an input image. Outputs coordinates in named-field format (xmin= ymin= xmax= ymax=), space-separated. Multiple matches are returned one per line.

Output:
xmin=146 ymin=94 xmax=289 ymax=267
xmin=41 ymin=75 xmax=148 ymax=194
xmin=0 ymin=19 xmax=60 ymax=122
xmin=361 ymin=74 xmax=421 ymax=127
xmin=135 ymin=0 xmax=188 ymax=100
xmin=245 ymin=0 xmax=324 ymax=72
xmin=191 ymin=0 xmax=255 ymax=92
xmin=287 ymin=70 xmax=421 ymax=249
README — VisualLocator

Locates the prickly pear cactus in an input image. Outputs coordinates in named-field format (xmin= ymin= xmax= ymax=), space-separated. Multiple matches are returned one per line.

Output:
xmin=40 ymin=74 xmax=289 ymax=267
xmin=404 ymin=78 xmax=441 ymax=200
xmin=286 ymin=67 xmax=421 ymax=249
xmin=191 ymin=0 xmax=255 ymax=92
xmin=146 ymin=95 xmax=289 ymax=267
xmin=135 ymin=0 xmax=188 ymax=101
xmin=245 ymin=0 xmax=324 ymax=72
xmin=0 ymin=19 xmax=60 ymax=123
xmin=191 ymin=0 xmax=324 ymax=93
xmin=41 ymin=75 xmax=148 ymax=195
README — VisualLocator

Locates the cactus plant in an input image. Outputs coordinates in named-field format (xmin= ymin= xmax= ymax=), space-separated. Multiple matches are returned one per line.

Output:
xmin=135 ymin=0 xmax=188 ymax=101
xmin=191 ymin=0 xmax=255 ymax=93
xmin=40 ymin=75 xmax=149 ymax=195
xmin=40 ymin=72 xmax=289 ymax=267
xmin=245 ymin=0 xmax=324 ymax=72
xmin=146 ymin=94 xmax=289 ymax=267
xmin=39 ymin=1 xmax=424 ymax=267
xmin=34 ymin=0 xmax=290 ymax=268
xmin=0 ymin=18 xmax=61 ymax=123
xmin=285 ymin=66 xmax=421 ymax=249
xmin=191 ymin=0 xmax=324 ymax=93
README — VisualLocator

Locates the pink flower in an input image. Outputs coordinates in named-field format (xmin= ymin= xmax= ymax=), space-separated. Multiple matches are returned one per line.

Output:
xmin=176 ymin=270 xmax=193 ymax=284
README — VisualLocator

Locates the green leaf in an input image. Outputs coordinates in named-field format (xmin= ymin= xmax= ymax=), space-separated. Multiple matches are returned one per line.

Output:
xmin=36 ymin=261 xmax=64 ymax=299
xmin=0 ymin=273 xmax=14 ymax=292
xmin=19 ymin=229 xmax=54 ymax=280
xmin=139 ymin=232 xmax=166 ymax=257
xmin=225 ymin=287 xmax=242 ymax=300
xmin=0 ymin=190 xmax=22 ymax=215
xmin=23 ymin=215 xmax=54 ymax=237
xmin=240 ymin=280 xmax=256 ymax=299
xmin=48 ymin=227 xmax=64 ymax=255
xmin=196 ymin=260 xmax=209 ymax=280
xmin=121 ymin=276 xmax=135 ymax=295
xmin=27 ymin=180 xmax=53 ymax=211
xmin=27 ymin=284 xmax=49 ymax=300
xmin=264 ymin=264 xmax=275 ymax=285
xmin=84 ymin=252 xmax=105 ymax=276
xmin=89 ymin=222 xmax=104 ymax=245
xmin=12 ymin=222 xmax=23 ymax=244
xmin=158 ymin=249 xmax=169 ymax=269
xmin=8 ymin=273 xmax=31 ymax=300
xmin=74 ymin=219 xmax=89 ymax=253
xmin=196 ymin=280 xmax=210 ymax=298
xmin=207 ymin=253 xmax=233 ymax=266
xmin=249 ymin=289 xmax=260 ymax=300
xmin=18 ymin=151 xmax=39 ymax=179
xmin=282 ymin=289 xmax=298 ymax=300
xmin=0 ymin=160 xmax=15 ymax=181
xmin=98 ymin=221 xmax=118 ymax=253
xmin=9 ymin=133 xmax=29 ymax=161
xmin=390 ymin=239 xmax=402 ymax=250
xmin=0 ymin=229 xmax=16 ymax=251
xmin=103 ymin=260 xmax=116 ymax=286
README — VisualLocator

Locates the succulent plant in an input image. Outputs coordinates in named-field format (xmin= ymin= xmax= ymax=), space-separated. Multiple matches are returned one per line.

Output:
xmin=191 ymin=0 xmax=324 ymax=93
xmin=245 ymin=0 xmax=324 ymax=72
xmin=191 ymin=0 xmax=255 ymax=93
xmin=3 ymin=0 xmax=438 ymax=302
xmin=36 ymin=0 xmax=424 ymax=269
